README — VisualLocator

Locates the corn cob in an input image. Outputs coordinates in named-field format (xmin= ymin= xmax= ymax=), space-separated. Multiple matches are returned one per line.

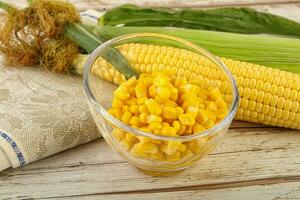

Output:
xmin=75 ymin=43 xmax=300 ymax=130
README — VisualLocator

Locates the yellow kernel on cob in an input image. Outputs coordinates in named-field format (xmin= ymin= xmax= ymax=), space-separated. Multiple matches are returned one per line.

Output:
xmin=145 ymin=99 xmax=162 ymax=115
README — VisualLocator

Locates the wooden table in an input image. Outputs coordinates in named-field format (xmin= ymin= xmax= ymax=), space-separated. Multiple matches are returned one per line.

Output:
xmin=1 ymin=0 xmax=300 ymax=199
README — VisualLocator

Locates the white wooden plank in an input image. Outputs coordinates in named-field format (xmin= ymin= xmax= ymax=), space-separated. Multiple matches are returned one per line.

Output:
xmin=0 ymin=128 xmax=300 ymax=199
xmin=52 ymin=182 xmax=300 ymax=200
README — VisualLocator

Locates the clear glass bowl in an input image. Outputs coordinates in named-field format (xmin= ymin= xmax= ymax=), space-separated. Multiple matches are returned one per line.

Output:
xmin=83 ymin=33 xmax=239 ymax=176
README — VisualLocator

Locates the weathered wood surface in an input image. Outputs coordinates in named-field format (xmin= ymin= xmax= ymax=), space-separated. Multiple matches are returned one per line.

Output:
xmin=1 ymin=0 xmax=300 ymax=199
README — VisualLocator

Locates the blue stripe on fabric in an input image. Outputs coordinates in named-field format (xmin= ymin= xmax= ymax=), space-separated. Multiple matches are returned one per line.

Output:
xmin=0 ymin=131 xmax=26 ymax=166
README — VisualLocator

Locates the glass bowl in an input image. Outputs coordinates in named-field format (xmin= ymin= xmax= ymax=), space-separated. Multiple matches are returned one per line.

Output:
xmin=83 ymin=33 xmax=239 ymax=176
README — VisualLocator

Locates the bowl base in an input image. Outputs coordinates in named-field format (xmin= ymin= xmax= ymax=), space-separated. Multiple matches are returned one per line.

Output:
xmin=136 ymin=167 xmax=186 ymax=177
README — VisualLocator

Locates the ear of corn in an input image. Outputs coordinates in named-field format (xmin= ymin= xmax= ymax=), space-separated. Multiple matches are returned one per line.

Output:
xmin=74 ymin=43 xmax=300 ymax=130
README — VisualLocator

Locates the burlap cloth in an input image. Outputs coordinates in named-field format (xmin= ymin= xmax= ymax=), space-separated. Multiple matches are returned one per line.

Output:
xmin=0 ymin=59 xmax=99 ymax=171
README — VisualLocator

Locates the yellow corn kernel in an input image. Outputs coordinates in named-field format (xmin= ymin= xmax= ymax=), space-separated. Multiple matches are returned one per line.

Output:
xmin=137 ymin=97 xmax=147 ymax=105
xmin=179 ymin=113 xmax=195 ymax=126
xmin=122 ymin=105 xmax=130 ymax=113
xmin=139 ymin=105 xmax=148 ymax=113
xmin=176 ymin=107 xmax=184 ymax=117
xmin=207 ymin=102 xmax=218 ymax=112
xmin=145 ymin=99 xmax=162 ymax=115
xmin=204 ymin=120 xmax=215 ymax=129
xmin=166 ymin=152 xmax=181 ymax=162
xmin=120 ymin=140 xmax=132 ymax=150
xmin=139 ymin=113 xmax=148 ymax=123
xmin=155 ymin=86 xmax=171 ymax=103
xmin=148 ymin=85 xmax=156 ymax=98
xmin=187 ymin=141 xmax=200 ymax=153
xmin=181 ymin=148 xmax=193 ymax=159
xmin=112 ymin=128 xmax=125 ymax=141
xmin=148 ymin=122 xmax=162 ymax=130
xmin=162 ymin=122 xmax=170 ymax=128
xmin=115 ymin=109 xmax=123 ymax=119
xmin=115 ymin=88 xmax=130 ymax=100
xmin=125 ymin=133 xmax=138 ymax=144
xmin=182 ymin=99 xmax=200 ymax=110
xmin=121 ymin=111 xmax=132 ymax=124
xmin=174 ymin=77 xmax=187 ymax=87
xmin=135 ymin=83 xmax=147 ymax=98
xmin=185 ymin=125 xmax=193 ymax=135
xmin=185 ymin=106 xmax=199 ymax=118
xmin=150 ymin=152 xmax=165 ymax=161
xmin=170 ymin=87 xmax=179 ymax=102
xmin=126 ymin=97 xmax=137 ymax=106
xmin=161 ymin=126 xmax=177 ymax=136
xmin=193 ymin=124 xmax=205 ymax=133
xmin=196 ymin=109 xmax=208 ymax=124
xmin=164 ymin=100 xmax=178 ymax=107
xmin=208 ymin=88 xmax=222 ymax=100
xmin=215 ymin=97 xmax=227 ymax=108
xmin=172 ymin=120 xmax=180 ymax=130
xmin=112 ymin=98 xmax=123 ymax=108
xmin=147 ymin=114 xmax=162 ymax=123
xmin=163 ymin=106 xmax=178 ymax=120
xmin=129 ymin=116 xmax=142 ymax=127
xmin=129 ymin=105 xmax=139 ymax=114
xmin=108 ymin=108 xmax=115 ymax=116
xmin=160 ymin=141 xmax=181 ymax=155
xmin=138 ymin=136 xmax=152 ymax=144
xmin=177 ymin=124 xmax=186 ymax=135
xmin=178 ymin=144 xmax=187 ymax=152
xmin=134 ymin=142 xmax=158 ymax=154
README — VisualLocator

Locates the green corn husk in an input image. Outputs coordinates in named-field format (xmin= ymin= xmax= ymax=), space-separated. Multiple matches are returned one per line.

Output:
xmin=86 ymin=25 xmax=300 ymax=74
xmin=99 ymin=4 xmax=300 ymax=38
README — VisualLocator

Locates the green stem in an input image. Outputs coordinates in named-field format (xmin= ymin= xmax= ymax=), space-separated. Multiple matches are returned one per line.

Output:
xmin=64 ymin=23 xmax=139 ymax=79
xmin=0 ymin=1 xmax=14 ymax=11
xmin=26 ymin=0 xmax=33 ymax=5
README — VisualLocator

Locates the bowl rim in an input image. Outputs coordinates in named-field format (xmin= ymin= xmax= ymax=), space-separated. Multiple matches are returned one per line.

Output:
xmin=83 ymin=33 xmax=239 ymax=142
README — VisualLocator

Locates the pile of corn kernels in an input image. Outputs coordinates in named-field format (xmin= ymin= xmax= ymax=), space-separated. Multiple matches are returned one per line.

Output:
xmin=108 ymin=71 xmax=228 ymax=162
